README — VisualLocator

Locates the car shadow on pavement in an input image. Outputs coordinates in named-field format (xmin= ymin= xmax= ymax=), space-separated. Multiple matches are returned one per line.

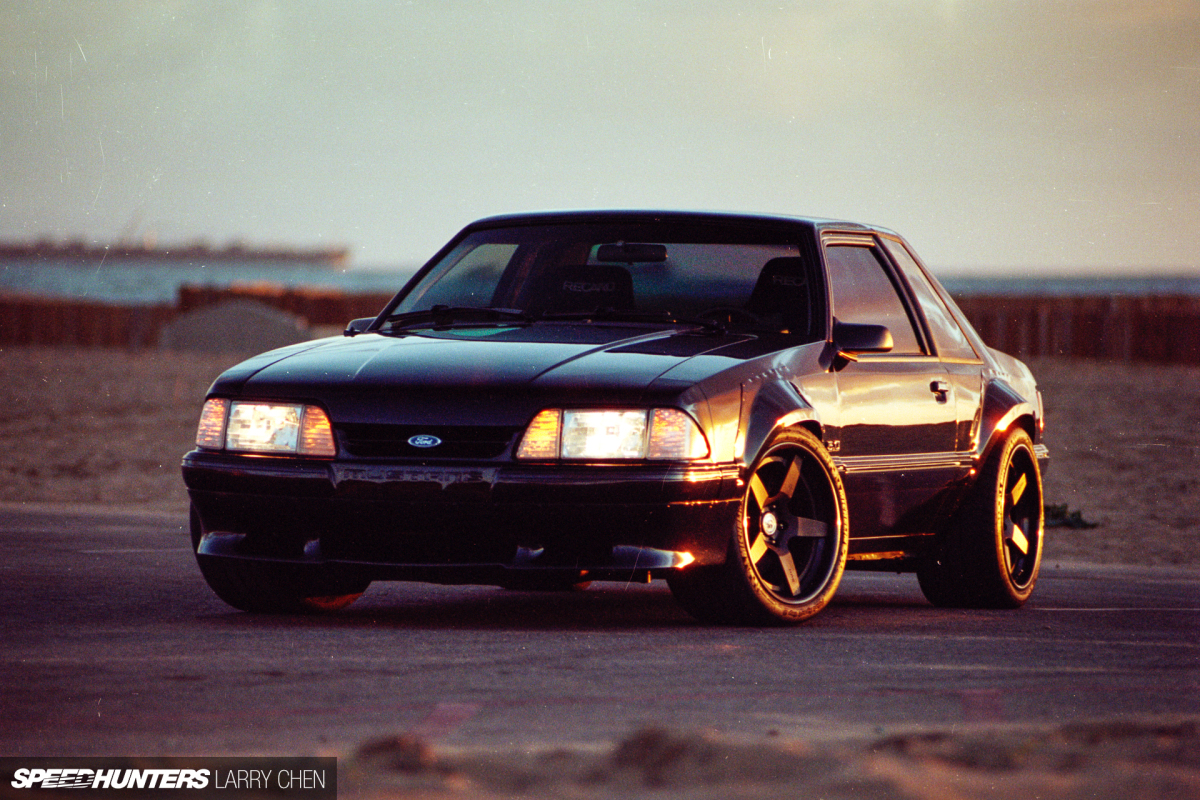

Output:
xmin=194 ymin=573 xmax=941 ymax=632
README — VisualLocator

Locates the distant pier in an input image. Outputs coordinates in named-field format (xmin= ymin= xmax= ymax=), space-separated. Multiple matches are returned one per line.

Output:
xmin=0 ymin=240 xmax=350 ymax=268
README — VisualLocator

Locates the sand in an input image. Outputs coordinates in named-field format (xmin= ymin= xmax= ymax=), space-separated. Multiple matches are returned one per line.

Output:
xmin=1 ymin=346 xmax=1196 ymax=567
xmin=1 ymin=346 xmax=241 ymax=513
xmin=340 ymin=720 xmax=1200 ymax=799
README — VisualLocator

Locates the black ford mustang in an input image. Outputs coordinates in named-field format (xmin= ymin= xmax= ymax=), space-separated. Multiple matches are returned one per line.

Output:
xmin=182 ymin=211 xmax=1048 ymax=624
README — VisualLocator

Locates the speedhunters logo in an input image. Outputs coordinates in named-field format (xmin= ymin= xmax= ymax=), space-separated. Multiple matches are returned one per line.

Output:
xmin=1 ymin=759 xmax=334 ymax=798
xmin=11 ymin=769 xmax=210 ymax=789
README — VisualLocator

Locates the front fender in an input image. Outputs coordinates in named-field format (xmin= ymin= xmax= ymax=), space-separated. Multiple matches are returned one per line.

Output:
xmin=741 ymin=379 xmax=823 ymax=467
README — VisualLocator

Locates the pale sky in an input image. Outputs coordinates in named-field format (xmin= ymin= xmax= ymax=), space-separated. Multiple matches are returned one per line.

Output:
xmin=2 ymin=1 xmax=1198 ymax=274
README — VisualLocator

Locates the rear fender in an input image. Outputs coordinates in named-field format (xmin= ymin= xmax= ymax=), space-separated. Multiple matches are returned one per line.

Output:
xmin=976 ymin=378 xmax=1037 ymax=463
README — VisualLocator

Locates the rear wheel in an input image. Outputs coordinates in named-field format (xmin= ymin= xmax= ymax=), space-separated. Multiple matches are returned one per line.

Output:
xmin=918 ymin=429 xmax=1044 ymax=608
xmin=190 ymin=505 xmax=367 ymax=613
xmin=668 ymin=428 xmax=848 ymax=625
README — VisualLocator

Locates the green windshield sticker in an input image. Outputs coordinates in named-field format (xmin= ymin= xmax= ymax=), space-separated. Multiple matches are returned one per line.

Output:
xmin=429 ymin=327 xmax=519 ymax=339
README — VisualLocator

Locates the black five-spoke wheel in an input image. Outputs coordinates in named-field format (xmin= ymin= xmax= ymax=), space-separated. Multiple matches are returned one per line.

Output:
xmin=667 ymin=428 xmax=848 ymax=624
xmin=917 ymin=428 xmax=1044 ymax=608
xmin=743 ymin=446 xmax=840 ymax=605
xmin=1001 ymin=439 xmax=1041 ymax=592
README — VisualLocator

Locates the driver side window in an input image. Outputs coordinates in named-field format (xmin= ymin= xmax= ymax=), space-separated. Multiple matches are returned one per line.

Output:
xmin=825 ymin=245 xmax=923 ymax=355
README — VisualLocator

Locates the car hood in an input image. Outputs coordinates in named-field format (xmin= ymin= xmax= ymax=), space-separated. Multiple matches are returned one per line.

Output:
xmin=209 ymin=324 xmax=758 ymax=423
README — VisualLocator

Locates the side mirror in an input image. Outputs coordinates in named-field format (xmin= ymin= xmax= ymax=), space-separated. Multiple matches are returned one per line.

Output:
xmin=832 ymin=320 xmax=893 ymax=362
xmin=343 ymin=317 xmax=375 ymax=337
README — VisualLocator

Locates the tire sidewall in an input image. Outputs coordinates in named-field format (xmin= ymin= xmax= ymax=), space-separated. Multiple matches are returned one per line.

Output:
xmin=731 ymin=428 xmax=849 ymax=624
xmin=987 ymin=429 xmax=1043 ymax=605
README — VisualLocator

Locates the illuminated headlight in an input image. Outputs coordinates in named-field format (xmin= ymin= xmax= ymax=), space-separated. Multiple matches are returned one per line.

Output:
xmin=562 ymin=410 xmax=647 ymax=459
xmin=516 ymin=408 xmax=708 ymax=461
xmin=195 ymin=399 xmax=336 ymax=457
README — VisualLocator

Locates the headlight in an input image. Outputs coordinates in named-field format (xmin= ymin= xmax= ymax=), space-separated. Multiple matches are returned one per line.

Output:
xmin=516 ymin=408 xmax=708 ymax=461
xmin=195 ymin=399 xmax=337 ymax=458
xmin=562 ymin=410 xmax=647 ymax=459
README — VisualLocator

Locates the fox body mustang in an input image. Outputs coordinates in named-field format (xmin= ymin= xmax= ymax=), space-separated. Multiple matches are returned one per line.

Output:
xmin=182 ymin=211 xmax=1048 ymax=624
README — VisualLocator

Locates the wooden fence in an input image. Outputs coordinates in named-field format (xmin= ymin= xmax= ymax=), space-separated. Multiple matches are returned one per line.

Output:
xmin=2 ymin=286 xmax=1198 ymax=364
xmin=0 ymin=295 xmax=176 ymax=349
xmin=953 ymin=295 xmax=1200 ymax=364
xmin=0 ymin=286 xmax=394 ymax=350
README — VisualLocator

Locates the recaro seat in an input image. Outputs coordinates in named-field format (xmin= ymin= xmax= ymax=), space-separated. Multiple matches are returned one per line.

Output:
xmin=747 ymin=256 xmax=812 ymax=335
xmin=539 ymin=264 xmax=635 ymax=314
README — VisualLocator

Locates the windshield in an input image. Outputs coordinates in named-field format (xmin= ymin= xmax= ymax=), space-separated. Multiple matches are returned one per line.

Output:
xmin=386 ymin=221 xmax=819 ymax=338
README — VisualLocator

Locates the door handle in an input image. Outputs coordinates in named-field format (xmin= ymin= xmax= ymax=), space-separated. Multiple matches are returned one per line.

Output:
xmin=930 ymin=380 xmax=950 ymax=400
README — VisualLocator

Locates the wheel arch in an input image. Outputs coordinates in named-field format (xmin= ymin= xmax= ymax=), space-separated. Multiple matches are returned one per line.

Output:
xmin=976 ymin=377 xmax=1041 ymax=465
xmin=741 ymin=378 xmax=827 ymax=469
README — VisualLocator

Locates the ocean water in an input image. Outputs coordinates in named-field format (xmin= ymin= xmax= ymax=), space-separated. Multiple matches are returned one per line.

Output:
xmin=0 ymin=258 xmax=417 ymax=305
xmin=1 ymin=258 xmax=1197 ymax=305
xmin=940 ymin=274 xmax=1200 ymax=297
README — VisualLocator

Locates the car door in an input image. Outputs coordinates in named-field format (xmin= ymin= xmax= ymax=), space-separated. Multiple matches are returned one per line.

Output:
xmin=879 ymin=235 xmax=986 ymax=455
xmin=822 ymin=234 xmax=963 ymax=543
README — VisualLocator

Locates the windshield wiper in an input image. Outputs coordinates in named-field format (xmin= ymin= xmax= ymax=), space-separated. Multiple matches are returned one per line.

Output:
xmin=537 ymin=308 xmax=730 ymax=334
xmin=383 ymin=306 xmax=735 ymax=335
xmin=383 ymin=306 xmax=533 ymax=331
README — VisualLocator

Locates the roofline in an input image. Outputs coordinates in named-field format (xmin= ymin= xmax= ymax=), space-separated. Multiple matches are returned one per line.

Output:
xmin=462 ymin=208 xmax=884 ymax=234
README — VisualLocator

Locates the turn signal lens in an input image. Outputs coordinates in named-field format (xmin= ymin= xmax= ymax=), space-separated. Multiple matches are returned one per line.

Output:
xmin=298 ymin=407 xmax=337 ymax=457
xmin=195 ymin=398 xmax=228 ymax=449
xmin=647 ymin=408 xmax=709 ymax=460
xmin=516 ymin=409 xmax=562 ymax=459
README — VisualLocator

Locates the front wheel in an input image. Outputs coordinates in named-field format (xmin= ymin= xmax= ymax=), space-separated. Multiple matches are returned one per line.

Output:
xmin=918 ymin=429 xmax=1044 ymax=608
xmin=190 ymin=505 xmax=367 ymax=613
xmin=668 ymin=428 xmax=849 ymax=625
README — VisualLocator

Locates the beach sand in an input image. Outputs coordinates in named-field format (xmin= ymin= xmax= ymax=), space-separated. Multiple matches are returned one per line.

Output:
xmin=2 ymin=345 xmax=1196 ymax=567
xmin=338 ymin=720 xmax=1200 ymax=800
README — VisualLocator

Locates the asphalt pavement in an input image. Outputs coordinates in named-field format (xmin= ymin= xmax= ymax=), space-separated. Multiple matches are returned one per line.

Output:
xmin=1 ymin=504 xmax=1197 ymax=757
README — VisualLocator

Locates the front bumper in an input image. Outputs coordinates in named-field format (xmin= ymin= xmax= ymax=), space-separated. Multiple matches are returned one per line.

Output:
xmin=182 ymin=450 xmax=742 ymax=582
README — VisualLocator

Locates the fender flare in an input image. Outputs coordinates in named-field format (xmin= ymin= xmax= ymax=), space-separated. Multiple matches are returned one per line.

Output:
xmin=741 ymin=379 xmax=824 ymax=468
xmin=976 ymin=378 xmax=1038 ymax=464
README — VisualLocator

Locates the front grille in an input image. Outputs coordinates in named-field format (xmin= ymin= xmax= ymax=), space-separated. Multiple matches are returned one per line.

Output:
xmin=338 ymin=423 xmax=520 ymax=460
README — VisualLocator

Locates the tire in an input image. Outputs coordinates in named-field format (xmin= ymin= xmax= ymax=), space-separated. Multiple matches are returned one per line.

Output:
xmin=918 ymin=428 xmax=1044 ymax=609
xmin=190 ymin=505 xmax=367 ymax=613
xmin=668 ymin=428 xmax=849 ymax=625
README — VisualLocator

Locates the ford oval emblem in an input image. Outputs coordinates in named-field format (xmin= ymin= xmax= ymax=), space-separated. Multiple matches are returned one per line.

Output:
xmin=407 ymin=434 xmax=442 ymax=449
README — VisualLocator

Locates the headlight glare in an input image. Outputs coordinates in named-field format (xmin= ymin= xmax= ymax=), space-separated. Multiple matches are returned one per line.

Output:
xmin=225 ymin=402 xmax=304 ymax=453
xmin=517 ymin=407 xmax=708 ymax=461
xmin=561 ymin=410 xmax=647 ymax=459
